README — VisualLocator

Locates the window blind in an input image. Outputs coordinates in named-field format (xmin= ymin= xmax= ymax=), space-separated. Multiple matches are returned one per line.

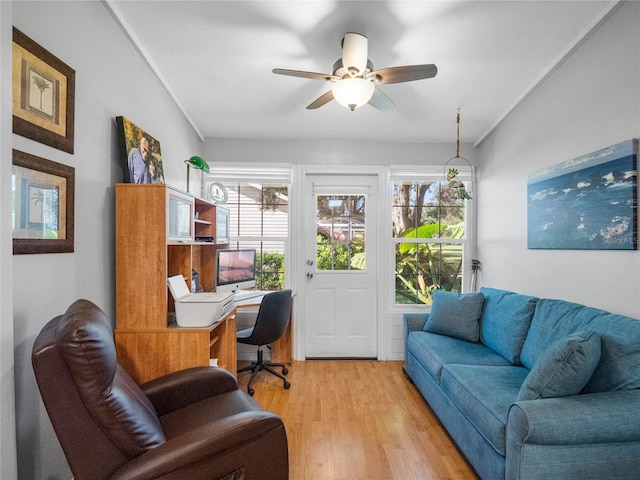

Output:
xmin=207 ymin=164 xmax=293 ymax=184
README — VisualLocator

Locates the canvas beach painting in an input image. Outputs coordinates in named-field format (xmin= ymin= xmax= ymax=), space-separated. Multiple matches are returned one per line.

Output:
xmin=527 ymin=139 xmax=637 ymax=250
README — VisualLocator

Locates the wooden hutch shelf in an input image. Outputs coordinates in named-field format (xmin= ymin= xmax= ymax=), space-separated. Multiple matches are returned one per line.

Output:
xmin=114 ymin=184 xmax=233 ymax=384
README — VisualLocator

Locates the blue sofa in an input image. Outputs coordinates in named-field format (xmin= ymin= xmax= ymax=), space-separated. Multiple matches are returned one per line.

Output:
xmin=404 ymin=287 xmax=640 ymax=480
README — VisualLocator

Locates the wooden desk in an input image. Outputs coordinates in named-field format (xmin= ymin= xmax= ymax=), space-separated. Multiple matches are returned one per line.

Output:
xmin=116 ymin=309 xmax=237 ymax=384
xmin=116 ymin=292 xmax=293 ymax=384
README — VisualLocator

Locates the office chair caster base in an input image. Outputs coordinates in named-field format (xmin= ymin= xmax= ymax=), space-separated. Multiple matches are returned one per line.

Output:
xmin=284 ymin=381 xmax=291 ymax=389
xmin=248 ymin=387 xmax=255 ymax=396
xmin=282 ymin=367 xmax=289 ymax=375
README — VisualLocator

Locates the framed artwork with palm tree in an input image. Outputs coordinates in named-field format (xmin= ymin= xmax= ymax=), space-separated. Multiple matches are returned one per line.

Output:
xmin=12 ymin=27 xmax=75 ymax=154
xmin=12 ymin=150 xmax=75 ymax=254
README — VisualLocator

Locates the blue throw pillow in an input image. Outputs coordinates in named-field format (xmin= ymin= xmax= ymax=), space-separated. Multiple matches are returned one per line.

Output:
xmin=516 ymin=330 xmax=601 ymax=401
xmin=423 ymin=290 xmax=485 ymax=342
xmin=480 ymin=287 xmax=538 ymax=365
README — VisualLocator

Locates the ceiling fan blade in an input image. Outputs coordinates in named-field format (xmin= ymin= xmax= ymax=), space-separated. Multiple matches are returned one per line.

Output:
xmin=368 ymin=88 xmax=395 ymax=111
xmin=272 ymin=68 xmax=336 ymax=81
xmin=371 ymin=64 xmax=438 ymax=84
xmin=306 ymin=90 xmax=334 ymax=109
xmin=342 ymin=33 xmax=368 ymax=75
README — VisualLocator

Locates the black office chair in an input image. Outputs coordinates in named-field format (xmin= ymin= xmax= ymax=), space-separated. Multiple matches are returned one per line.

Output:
xmin=237 ymin=289 xmax=292 ymax=396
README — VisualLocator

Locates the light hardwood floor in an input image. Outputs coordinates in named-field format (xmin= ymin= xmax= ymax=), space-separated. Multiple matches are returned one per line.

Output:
xmin=237 ymin=360 xmax=480 ymax=480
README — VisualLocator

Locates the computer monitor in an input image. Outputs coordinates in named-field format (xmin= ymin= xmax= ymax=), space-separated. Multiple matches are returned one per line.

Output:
xmin=215 ymin=248 xmax=257 ymax=293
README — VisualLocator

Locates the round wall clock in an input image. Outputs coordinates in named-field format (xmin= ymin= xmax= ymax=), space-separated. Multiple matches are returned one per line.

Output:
xmin=209 ymin=181 xmax=228 ymax=204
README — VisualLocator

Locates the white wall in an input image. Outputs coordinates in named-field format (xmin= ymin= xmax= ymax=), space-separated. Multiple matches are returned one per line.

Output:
xmin=476 ymin=1 xmax=640 ymax=318
xmin=204 ymin=137 xmax=473 ymax=167
xmin=0 ymin=1 xmax=18 ymax=478
xmin=7 ymin=2 xmax=202 ymax=478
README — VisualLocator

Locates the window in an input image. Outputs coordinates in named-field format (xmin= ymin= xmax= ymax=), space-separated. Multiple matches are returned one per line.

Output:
xmin=208 ymin=166 xmax=291 ymax=292
xmin=316 ymin=194 xmax=366 ymax=271
xmin=391 ymin=169 xmax=469 ymax=305
xmin=223 ymin=183 xmax=288 ymax=290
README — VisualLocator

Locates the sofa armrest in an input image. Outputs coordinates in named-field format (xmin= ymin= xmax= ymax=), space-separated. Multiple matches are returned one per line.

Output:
xmin=110 ymin=411 xmax=287 ymax=480
xmin=507 ymin=390 xmax=640 ymax=479
xmin=403 ymin=313 xmax=429 ymax=338
xmin=508 ymin=389 xmax=640 ymax=445
xmin=141 ymin=367 xmax=239 ymax=416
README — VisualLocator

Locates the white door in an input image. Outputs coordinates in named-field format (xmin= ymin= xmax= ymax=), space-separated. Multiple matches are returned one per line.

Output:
xmin=303 ymin=174 xmax=378 ymax=358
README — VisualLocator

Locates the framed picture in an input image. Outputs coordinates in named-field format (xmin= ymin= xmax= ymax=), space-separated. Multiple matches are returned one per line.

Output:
xmin=116 ymin=116 xmax=165 ymax=184
xmin=527 ymin=139 xmax=638 ymax=250
xmin=12 ymin=28 xmax=76 ymax=154
xmin=12 ymin=149 xmax=75 ymax=254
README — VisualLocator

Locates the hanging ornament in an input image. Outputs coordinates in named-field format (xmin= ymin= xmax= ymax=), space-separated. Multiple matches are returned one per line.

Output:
xmin=444 ymin=113 xmax=473 ymax=200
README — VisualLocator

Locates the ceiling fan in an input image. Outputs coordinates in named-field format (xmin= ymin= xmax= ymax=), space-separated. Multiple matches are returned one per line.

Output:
xmin=273 ymin=32 xmax=437 ymax=111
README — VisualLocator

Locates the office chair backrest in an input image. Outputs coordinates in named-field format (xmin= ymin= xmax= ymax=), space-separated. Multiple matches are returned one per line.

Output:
xmin=249 ymin=289 xmax=292 ymax=346
xmin=32 ymin=299 xmax=166 ymax=480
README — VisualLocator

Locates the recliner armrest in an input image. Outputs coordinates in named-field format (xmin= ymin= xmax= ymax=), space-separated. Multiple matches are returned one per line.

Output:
xmin=109 ymin=411 xmax=286 ymax=480
xmin=141 ymin=367 xmax=239 ymax=416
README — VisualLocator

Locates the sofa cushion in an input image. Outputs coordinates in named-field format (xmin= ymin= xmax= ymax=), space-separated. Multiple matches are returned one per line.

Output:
xmin=520 ymin=299 xmax=603 ymax=370
xmin=406 ymin=331 xmax=512 ymax=382
xmin=517 ymin=331 xmax=601 ymax=401
xmin=441 ymin=364 xmax=529 ymax=456
xmin=423 ymin=290 xmax=485 ymax=342
xmin=480 ymin=288 xmax=538 ymax=365
xmin=584 ymin=313 xmax=640 ymax=393
xmin=520 ymin=298 xmax=640 ymax=393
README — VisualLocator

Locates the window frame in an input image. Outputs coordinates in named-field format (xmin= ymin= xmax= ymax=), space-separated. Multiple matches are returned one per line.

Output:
xmin=205 ymin=164 xmax=292 ymax=291
xmin=389 ymin=166 xmax=475 ymax=309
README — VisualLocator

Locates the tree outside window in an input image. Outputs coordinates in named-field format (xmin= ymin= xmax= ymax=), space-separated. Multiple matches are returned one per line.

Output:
xmin=392 ymin=180 xmax=466 ymax=305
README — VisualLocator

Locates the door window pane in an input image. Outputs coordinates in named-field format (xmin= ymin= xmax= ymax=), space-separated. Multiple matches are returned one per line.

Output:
xmin=316 ymin=195 xmax=366 ymax=271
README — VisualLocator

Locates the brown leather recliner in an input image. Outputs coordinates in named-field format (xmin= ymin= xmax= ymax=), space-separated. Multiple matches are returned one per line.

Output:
xmin=32 ymin=299 xmax=288 ymax=480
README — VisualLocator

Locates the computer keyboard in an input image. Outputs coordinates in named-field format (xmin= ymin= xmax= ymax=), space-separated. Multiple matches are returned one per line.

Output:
xmin=233 ymin=290 xmax=264 ymax=301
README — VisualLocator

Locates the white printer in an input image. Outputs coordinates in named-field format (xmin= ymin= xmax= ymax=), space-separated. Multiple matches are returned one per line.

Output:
xmin=167 ymin=275 xmax=234 ymax=327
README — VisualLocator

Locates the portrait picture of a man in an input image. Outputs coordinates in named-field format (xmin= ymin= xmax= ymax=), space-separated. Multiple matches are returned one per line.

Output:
xmin=116 ymin=116 xmax=165 ymax=184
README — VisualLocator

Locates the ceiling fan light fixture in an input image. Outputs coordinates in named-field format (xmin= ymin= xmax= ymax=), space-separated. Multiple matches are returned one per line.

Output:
xmin=342 ymin=33 xmax=368 ymax=75
xmin=332 ymin=77 xmax=374 ymax=111
xmin=273 ymin=32 xmax=437 ymax=111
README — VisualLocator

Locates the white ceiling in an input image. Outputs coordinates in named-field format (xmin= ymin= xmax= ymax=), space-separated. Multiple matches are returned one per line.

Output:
xmin=107 ymin=0 xmax=618 ymax=145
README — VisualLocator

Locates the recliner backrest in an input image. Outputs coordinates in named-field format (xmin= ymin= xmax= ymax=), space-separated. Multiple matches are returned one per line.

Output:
xmin=32 ymin=299 xmax=166 ymax=480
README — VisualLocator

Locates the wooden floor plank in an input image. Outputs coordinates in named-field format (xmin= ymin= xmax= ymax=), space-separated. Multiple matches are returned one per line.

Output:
xmin=237 ymin=359 xmax=480 ymax=480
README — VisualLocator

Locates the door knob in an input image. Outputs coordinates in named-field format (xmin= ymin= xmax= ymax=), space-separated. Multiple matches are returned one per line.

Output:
xmin=306 ymin=272 xmax=314 ymax=279
xmin=306 ymin=259 xmax=314 ymax=266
